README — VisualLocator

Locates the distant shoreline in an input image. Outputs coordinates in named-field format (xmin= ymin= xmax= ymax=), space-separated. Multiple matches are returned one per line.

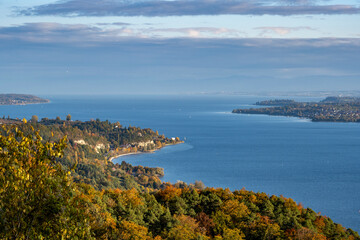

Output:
xmin=0 ymin=94 xmax=50 ymax=106
xmin=233 ymin=97 xmax=360 ymax=123
xmin=0 ymin=101 xmax=51 ymax=106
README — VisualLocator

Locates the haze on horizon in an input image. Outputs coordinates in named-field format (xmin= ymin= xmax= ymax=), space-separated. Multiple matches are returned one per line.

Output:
xmin=0 ymin=0 xmax=359 ymax=95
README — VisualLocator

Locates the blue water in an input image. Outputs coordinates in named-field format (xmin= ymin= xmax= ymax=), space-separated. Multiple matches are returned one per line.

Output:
xmin=1 ymin=95 xmax=359 ymax=231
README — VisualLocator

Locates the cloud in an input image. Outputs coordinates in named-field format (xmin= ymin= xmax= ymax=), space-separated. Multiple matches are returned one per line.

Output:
xmin=0 ymin=23 xmax=136 ymax=43
xmin=145 ymin=27 xmax=243 ymax=38
xmin=276 ymin=0 xmax=323 ymax=6
xmin=19 ymin=0 xmax=360 ymax=17
xmin=255 ymin=26 xmax=316 ymax=36
xmin=0 ymin=23 xmax=243 ymax=42
xmin=1 ymin=22 xmax=360 ymax=48
xmin=96 ymin=22 xmax=131 ymax=26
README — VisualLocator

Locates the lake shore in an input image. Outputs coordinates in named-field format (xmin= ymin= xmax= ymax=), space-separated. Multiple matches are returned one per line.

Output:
xmin=108 ymin=141 xmax=184 ymax=162
xmin=108 ymin=151 xmax=149 ymax=162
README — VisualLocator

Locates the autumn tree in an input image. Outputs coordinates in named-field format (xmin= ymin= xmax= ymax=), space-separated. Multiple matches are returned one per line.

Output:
xmin=167 ymin=215 xmax=208 ymax=240
xmin=31 ymin=115 xmax=38 ymax=122
xmin=0 ymin=127 xmax=91 ymax=239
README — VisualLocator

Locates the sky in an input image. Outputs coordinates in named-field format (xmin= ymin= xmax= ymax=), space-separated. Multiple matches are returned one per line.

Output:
xmin=0 ymin=0 xmax=360 ymax=95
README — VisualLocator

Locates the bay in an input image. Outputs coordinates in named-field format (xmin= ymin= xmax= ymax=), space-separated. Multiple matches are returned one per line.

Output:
xmin=1 ymin=94 xmax=359 ymax=231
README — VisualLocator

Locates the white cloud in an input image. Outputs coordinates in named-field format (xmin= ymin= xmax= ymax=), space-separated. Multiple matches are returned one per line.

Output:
xmin=255 ymin=26 xmax=316 ymax=36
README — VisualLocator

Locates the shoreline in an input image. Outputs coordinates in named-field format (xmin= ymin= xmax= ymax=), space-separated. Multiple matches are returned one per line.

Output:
xmin=0 ymin=100 xmax=50 ymax=106
xmin=108 ymin=151 xmax=149 ymax=162
xmin=108 ymin=141 xmax=184 ymax=162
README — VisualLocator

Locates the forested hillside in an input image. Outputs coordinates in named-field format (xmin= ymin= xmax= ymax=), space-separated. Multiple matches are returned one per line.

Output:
xmin=0 ymin=117 xmax=182 ymax=190
xmin=0 ymin=121 xmax=359 ymax=239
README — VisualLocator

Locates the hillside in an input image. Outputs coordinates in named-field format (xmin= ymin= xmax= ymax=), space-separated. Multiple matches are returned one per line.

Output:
xmin=0 ymin=94 xmax=49 ymax=105
xmin=0 ymin=117 xmax=183 ymax=190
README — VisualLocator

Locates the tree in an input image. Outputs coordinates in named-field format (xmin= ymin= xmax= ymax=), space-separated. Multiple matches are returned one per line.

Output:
xmin=117 ymin=220 xmax=150 ymax=240
xmin=195 ymin=180 xmax=205 ymax=190
xmin=0 ymin=127 xmax=91 ymax=239
xmin=31 ymin=115 xmax=39 ymax=122
xmin=66 ymin=114 xmax=72 ymax=121
xmin=222 ymin=228 xmax=244 ymax=240
xmin=167 ymin=215 xmax=207 ymax=240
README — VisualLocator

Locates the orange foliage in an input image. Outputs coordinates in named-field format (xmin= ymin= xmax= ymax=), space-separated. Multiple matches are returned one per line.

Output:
xmin=157 ymin=185 xmax=183 ymax=201
xmin=314 ymin=217 xmax=326 ymax=231
xmin=297 ymin=202 xmax=304 ymax=213
xmin=249 ymin=194 xmax=257 ymax=203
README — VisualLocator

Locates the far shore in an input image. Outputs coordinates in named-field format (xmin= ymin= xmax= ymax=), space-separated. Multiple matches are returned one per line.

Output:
xmin=0 ymin=101 xmax=50 ymax=106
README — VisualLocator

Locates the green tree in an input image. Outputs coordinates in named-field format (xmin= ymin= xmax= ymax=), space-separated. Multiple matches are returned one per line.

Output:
xmin=66 ymin=114 xmax=72 ymax=121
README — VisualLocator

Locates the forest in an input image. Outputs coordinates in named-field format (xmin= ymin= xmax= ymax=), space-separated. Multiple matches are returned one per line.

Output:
xmin=0 ymin=119 xmax=359 ymax=239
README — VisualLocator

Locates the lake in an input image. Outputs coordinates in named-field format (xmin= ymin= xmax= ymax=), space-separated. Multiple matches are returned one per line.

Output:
xmin=1 ymin=94 xmax=359 ymax=231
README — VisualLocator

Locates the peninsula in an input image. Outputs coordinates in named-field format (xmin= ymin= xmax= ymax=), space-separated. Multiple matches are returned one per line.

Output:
xmin=0 ymin=93 xmax=49 ymax=105
xmin=233 ymin=96 xmax=360 ymax=122
xmin=0 ymin=117 xmax=183 ymax=190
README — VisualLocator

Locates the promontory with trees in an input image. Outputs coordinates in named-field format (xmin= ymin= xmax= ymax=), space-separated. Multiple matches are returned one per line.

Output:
xmin=233 ymin=96 xmax=360 ymax=122
xmin=0 ymin=116 xmax=359 ymax=239
xmin=0 ymin=116 xmax=182 ymax=191
xmin=0 ymin=93 xmax=49 ymax=105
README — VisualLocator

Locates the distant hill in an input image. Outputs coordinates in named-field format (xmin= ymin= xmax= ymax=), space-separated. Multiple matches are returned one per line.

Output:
xmin=256 ymin=99 xmax=296 ymax=106
xmin=320 ymin=96 xmax=360 ymax=104
xmin=0 ymin=94 xmax=49 ymax=105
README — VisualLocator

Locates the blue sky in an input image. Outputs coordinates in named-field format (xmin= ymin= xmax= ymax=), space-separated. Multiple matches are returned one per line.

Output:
xmin=1 ymin=0 xmax=360 ymax=94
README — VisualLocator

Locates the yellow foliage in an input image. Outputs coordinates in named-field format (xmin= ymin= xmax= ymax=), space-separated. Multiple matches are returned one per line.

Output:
xmin=121 ymin=188 xmax=144 ymax=207
xmin=118 ymin=220 xmax=150 ymax=240
xmin=0 ymin=127 xmax=92 ymax=239
xmin=222 ymin=228 xmax=244 ymax=240
xmin=167 ymin=215 xmax=208 ymax=240
xmin=221 ymin=200 xmax=249 ymax=219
